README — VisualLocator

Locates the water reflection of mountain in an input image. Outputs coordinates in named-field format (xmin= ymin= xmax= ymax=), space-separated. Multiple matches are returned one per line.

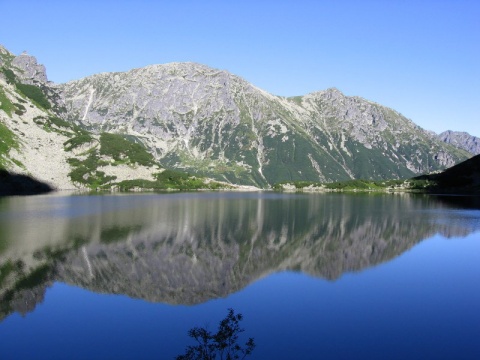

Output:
xmin=1 ymin=193 xmax=479 ymax=320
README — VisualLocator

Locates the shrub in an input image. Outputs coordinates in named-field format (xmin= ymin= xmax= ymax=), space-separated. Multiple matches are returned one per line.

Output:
xmin=64 ymin=133 xmax=94 ymax=151
xmin=176 ymin=309 xmax=255 ymax=360
xmin=99 ymin=133 xmax=156 ymax=166
xmin=1 ymin=68 xmax=16 ymax=84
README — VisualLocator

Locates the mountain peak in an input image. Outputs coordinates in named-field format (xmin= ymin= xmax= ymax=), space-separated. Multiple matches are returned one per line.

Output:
xmin=0 ymin=45 xmax=49 ymax=84
xmin=438 ymin=130 xmax=480 ymax=155
xmin=306 ymin=87 xmax=344 ymax=98
xmin=55 ymin=59 xmax=470 ymax=186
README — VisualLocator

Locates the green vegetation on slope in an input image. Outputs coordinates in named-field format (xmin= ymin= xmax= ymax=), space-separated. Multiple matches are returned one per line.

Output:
xmin=273 ymin=154 xmax=480 ymax=194
xmin=67 ymin=132 xmax=226 ymax=190
xmin=117 ymin=169 xmax=228 ymax=191
xmin=1 ymin=67 xmax=51 ymax=110
xmin=273 ymin=178 xmax=433 ymax=192
xmin=1 ymin=68 xmax=16 ymax=85
xmin=67 ymin=151 xmax=116 ymax=188
xmin=0 ymin=122 xmax=18 ymax=169
xmin=15 ymin=83 xmax=51 ymax=110
xmin=64 ymin=132 xmax=94 ymax=151
xmin=99 ymin=133 xmax=156 ymax=167
xmin=0 ymin=88 xmax=14 ymax=116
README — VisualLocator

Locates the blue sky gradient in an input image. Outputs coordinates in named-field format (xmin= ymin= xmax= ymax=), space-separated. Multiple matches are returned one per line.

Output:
xmin=2 ymin=0 xmax=479 ymax=135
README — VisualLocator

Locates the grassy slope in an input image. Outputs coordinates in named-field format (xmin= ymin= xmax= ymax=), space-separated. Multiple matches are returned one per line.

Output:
xmin=68 ymin=132 xmax=227 ymax=190
xmin=274 ymin=154 xmax=480 ymax=193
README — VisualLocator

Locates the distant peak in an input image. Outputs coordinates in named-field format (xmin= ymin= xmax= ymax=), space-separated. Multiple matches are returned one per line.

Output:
xmin=143 ymin=61 xmax=226 ymax=74
xmin=439 ymin=130 xmax=470 ymax=136
xmin=305 ymin=87 xmax=346 ymax=99
xmin=11 ymin=50 xmax=48 ymax=83
xmin=325 ymin=87 xmax=342 ymax=93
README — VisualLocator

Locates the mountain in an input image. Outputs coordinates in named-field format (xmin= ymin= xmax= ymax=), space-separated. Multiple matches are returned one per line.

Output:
xmin=56 ymin=63 xmax=470 ymax=187
xmin=414 ymin=153 xmax=480 ymax=193
xmin=274 ymin=153 xmax=480 ymax=193
xmin=0 ymin=44 xmax=473 ymax=189
xmin=0 ymin=46 xmax=227 ymax=191
xmin=438 ymin=130 xmax=480 ymax=155
xmin=0 ymin=45 xmax=76 ymax=189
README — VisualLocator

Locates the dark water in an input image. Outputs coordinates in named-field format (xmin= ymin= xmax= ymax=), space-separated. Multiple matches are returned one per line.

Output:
xmin=0 ymin=192 xmax=479 ymax=359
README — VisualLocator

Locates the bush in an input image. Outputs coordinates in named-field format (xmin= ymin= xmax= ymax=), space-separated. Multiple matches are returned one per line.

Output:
xmin=47 ymin=116 xmax=71 ymax=128
xmin=0 ymin=88 xmax=14 ymax=116
xmin=0 ymin=122 xmax=17 ymax=167
xmin=1 ymin=67 xmax=16 ymax=84
xmin=64 ymin=133 xmax=94 ymax=151
xmin=99 ymin=133 xmax=156 ymax=166
xmin=176 ymin=309 xmax=255 ymax=360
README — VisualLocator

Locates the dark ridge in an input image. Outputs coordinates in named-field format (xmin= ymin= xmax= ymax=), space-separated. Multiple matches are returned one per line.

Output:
xmin=414 ymin=154 xmax=480 ymax=193
xmin=0 ymin=170 xmax=54 ymax=196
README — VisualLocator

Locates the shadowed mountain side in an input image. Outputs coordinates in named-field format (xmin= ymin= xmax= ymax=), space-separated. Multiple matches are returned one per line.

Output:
xmin=0 ymin=170 xmax=53 ymax=196
xmin=414 ymin=154 xmax=480 ymax=193
xmin=1 ymin=193 xmax=479 ymax=320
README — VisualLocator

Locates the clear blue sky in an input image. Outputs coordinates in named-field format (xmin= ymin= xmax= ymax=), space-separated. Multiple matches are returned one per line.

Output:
xmin=2 ymin=0 xmax=479 ymax=136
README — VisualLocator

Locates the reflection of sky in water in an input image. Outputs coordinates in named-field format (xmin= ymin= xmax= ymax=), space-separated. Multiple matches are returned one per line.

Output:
xmin=2 ymin=233 xmax=479 ymax=359
xmin=1 ymin=193 xmax=480 ymax=359
xmin=423 ymin=209 xmax=480 ymax=232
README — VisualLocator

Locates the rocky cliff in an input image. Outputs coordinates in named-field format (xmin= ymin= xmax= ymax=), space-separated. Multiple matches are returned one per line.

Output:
xmin=438 ymin=130 xmax=480 ymax=155
xmin=56 ymin=62 xmax=471 ymax=186
xmin=0 ymin=46 xmax=75 ymax=189
xmin=0 ymin=46 xmax=226 ymax=191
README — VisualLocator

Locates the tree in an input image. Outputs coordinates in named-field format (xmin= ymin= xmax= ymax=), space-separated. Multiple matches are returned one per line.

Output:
xmin=176 ymin=308 xmax=255 ymax=360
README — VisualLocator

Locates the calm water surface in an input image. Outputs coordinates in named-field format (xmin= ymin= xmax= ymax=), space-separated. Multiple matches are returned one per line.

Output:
xmin=0 ymin=192 xmax=479 ymax=359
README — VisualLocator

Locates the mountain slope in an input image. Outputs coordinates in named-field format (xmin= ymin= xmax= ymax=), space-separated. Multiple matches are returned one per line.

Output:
xmin=57 ymin=63 xmax=470 ymax=186
xmin=1 ymin=46 xmax=225 ymax=191
xmin=0 ymin=46 xmax=75 ymax=189
xmin=414 ymin=153 xmax=480 ymax=193
xmin=438 ymin=130 xmax=480 ymax=155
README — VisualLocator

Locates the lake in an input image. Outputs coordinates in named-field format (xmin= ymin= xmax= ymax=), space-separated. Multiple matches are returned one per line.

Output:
xmin=1 ymin=192 xmax=479 ymax=359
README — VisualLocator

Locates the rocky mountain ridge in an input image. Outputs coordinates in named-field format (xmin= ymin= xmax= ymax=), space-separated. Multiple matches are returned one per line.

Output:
xmin=438 ymin=130 xmax=480 ymax=155
xmin=0 ymin=46 xmax=75 ymax=189
xmin=0 ymin=44 xmax=477 ymax=189
xmin=55 ymin=59 xmax=472 ymax=186
xmin=0 ymin=46 xmax=230 ymax=191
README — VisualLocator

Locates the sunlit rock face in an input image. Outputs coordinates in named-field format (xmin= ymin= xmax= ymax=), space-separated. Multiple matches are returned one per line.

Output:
xmin=11 ymin=52 xmax=48 ymax=84
xmin=57 ymin=63 xmax=469 ymax=186
xmin=2 ymin=193 xmax=478 ymax=320
xmin=438 ymin=130 xmax=480 ymax=156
